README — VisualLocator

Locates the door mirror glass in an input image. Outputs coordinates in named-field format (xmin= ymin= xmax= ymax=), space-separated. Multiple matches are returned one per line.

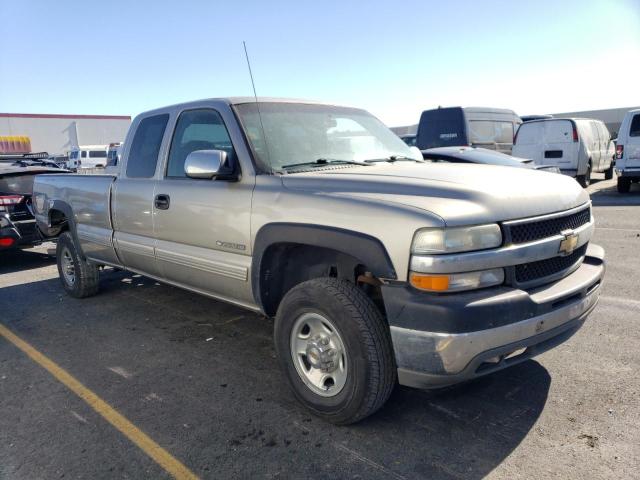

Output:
xmin=184 ymin=149 xmax=226 ymax=179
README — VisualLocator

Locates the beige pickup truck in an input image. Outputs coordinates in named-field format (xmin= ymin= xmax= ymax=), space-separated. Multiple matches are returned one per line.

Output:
xmin=33 ymin=98 xmax=605 ymax=424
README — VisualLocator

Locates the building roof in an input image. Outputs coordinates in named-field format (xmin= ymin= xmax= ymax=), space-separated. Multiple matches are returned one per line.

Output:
xmin=0 ymin=113 xmax=131 ymax=120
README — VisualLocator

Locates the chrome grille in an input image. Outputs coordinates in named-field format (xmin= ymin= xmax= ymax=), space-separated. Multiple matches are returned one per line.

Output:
xmin=508 ymin=206 xmax=591 ymax=244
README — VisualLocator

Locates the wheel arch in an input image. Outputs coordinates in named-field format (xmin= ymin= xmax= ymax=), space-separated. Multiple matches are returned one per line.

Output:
xmin=251 ymin=223 xmax=397 ymax=316
xmin=47 ymin=200 xmax=86 ymax=259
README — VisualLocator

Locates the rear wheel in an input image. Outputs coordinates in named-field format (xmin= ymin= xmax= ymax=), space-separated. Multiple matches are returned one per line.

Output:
xmin=604 ymin=160 xmax=614 ymax=180
xmin=577 ymin=161 xmax=592 ymax=187
xmin=617 ymin=177 xmax=631 ymax=193
xmin=274 ymin=277 xmax=396 ymax=424
xmin=56 ymin=232 xmax=100 ymax=298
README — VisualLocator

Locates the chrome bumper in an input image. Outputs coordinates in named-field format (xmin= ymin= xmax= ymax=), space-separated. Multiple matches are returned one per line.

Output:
xmin=390 ymin=245 xmax=604 ymax=389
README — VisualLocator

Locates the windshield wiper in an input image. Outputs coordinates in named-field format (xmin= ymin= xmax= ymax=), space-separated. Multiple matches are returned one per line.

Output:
xmin=364 ymin=155 xmax=425 ymax=163
xmin=281 ymin=158 xmax=370 ymax=169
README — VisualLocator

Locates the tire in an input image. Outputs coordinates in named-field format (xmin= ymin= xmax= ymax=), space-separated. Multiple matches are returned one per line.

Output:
xmin=617 ymin=177 xmax=631 ymax=193
xmin=604 ymin=160 xmax=614 ymax=180
xmin=274 ymin=277 xmax=396 ymax=425
xmin=577 ymin=161 xmax=592 ymax=188
xmin=56 ymin=231 xmax=100 ymax=298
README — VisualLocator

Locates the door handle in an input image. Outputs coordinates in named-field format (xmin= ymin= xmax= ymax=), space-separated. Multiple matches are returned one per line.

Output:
xmin=154 ymin=194 xmax=170 ymax=210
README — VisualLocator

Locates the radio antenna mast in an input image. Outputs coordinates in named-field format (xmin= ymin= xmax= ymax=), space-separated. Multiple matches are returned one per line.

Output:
xmin=243 ymin=41 xmax=273 ymax=174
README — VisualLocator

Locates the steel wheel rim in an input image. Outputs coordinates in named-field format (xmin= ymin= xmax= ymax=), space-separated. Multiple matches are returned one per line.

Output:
xmin=61 ymin=247 xmax=76 ymax=285
xmin=290 ymin=312 xmax=348 ymax=397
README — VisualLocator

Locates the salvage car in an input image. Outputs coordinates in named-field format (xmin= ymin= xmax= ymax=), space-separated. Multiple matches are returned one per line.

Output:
xmin=33 ymin=98 xmax=605 ymax=424
xmin=421 ymin=146 xmax=560 ymax=173
xmin=1 ymin=158 xmax=68 ymax=250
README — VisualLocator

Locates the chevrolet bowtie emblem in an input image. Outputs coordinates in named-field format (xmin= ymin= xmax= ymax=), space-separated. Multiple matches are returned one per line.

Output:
xmin=558 ymin=230 xmax=579 ymax=255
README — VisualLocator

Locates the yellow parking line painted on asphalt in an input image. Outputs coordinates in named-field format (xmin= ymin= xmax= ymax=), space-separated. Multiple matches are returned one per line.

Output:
xmin=0 ymin=323 xmax=199 ymax=480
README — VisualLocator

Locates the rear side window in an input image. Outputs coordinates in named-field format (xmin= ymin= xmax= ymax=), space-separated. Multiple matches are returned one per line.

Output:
xmin=126 ymin=114 xmax=169 ymax=178
xmin=81 ymin=151 xmax=87 ymax=158
xmin=630 ymin=115 xmax=640 ymax=137
xmin=468 ymin=121 xmax=513 ymax=145
xmin=89 ymin=150 xmax=107 ymax=158
xmin=166 ymin=109 xmax=235 ymax=178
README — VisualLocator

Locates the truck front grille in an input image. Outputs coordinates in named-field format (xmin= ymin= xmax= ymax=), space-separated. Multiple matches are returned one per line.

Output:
xmin=514 ymin=244 xmax=588 ymax=284
xmin=508 ymin=206 xmax=591 ymax=244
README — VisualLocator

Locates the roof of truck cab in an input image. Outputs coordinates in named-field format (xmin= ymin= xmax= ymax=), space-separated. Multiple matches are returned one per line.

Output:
xmin=136 ymin=97 xmax=355 ymax=117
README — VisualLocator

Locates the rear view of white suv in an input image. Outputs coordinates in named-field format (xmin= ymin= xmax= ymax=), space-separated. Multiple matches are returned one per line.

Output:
xmin=615 ymin=109 xmax=640 ymax=193
xmin=513 ymin=118 xmax=615 ymax=187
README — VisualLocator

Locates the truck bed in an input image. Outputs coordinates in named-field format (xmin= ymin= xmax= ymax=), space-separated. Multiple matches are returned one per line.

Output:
xmin=33 ymin=173 xmax=117 ymax=261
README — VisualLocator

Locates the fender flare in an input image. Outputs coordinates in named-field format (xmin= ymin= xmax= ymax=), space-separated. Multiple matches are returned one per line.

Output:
xmin=251 ymin=223 xmax=397 ymax=308
xmin=48 ymin=200 xmax=86 ymax=259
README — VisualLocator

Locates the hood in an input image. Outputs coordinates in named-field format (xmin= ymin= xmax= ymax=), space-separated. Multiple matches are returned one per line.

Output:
xmin=281 ymin=163 xmax=589 ymax=226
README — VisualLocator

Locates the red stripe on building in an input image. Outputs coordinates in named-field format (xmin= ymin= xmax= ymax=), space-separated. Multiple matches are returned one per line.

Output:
xmin=0 ymin=113 xmax=131 ymax=120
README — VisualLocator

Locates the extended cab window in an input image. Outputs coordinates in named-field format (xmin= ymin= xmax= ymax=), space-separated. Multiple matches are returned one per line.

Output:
xmin=167 ymin=109 xmax=235 ymax=178
xmin=126 ymin=114 xmax=169 ymax=178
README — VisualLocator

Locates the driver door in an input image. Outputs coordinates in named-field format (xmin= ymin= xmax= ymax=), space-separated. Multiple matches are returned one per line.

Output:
xmin=153 ymin=108 xmax=255 ymax=307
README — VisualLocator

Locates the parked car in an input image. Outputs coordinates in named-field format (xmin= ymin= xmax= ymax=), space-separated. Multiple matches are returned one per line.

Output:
xmin=421 ymin=146 xmax=561 ymax=173
xmin=513 ymin=118 xmax=615 ymax=187
xmin=67 ymin=145 xmax=109 ymax=170
xmin=399 ymin=134 xmax=417 ymax=146
xmin=416 ymin=106 xmax=522 ymax=154
xmin=1 ymin=157 xmax=68 ymax=250
xmin=47 ymin=154 xmax=69 ymax=169
xmin=34 ymin=97 xmax=604 ymax=424
xmin=614 ymin=108 xmax=640 ymax=193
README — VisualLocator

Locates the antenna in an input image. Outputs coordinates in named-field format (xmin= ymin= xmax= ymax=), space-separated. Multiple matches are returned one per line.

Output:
xmin=243 ymin=41 xmax=273 ymax=174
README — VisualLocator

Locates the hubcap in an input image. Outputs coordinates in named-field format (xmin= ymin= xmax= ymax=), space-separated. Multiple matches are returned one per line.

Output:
xmin=61 ymin=247 xmax=76 ymax=285
xmin=290 ymin=312 xmax=347 ymax=397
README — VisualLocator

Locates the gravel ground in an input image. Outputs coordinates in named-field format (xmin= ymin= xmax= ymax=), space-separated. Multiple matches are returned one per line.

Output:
xmin=0 ymin=174 xmax=638 ymax=479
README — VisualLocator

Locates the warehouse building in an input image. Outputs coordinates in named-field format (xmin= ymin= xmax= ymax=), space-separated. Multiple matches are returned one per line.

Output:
xmin=0 ymin=113 xmax=131 ymax=155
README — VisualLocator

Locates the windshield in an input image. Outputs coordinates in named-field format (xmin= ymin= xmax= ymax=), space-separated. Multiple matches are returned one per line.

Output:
xmin=235 ymin=102 xmax=417 ymax=172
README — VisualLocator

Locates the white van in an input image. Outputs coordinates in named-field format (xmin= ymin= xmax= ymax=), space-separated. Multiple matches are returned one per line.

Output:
xmin=513 ymin=118 xmax=615 ymax=187
xmin=67 ymin=145 xmax=109 ymax=170
xmin=614 ymin=109 xmax=640 ymax=193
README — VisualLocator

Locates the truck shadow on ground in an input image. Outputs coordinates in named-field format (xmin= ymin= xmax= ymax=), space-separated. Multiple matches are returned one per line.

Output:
xmin=0 ymin=247 xmax=56 ymax=275
xmin=0 ymin=266 xmax=551 ymax=480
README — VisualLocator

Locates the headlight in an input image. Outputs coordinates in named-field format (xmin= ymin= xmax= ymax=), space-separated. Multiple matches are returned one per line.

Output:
xmin=410 ymin=268 xmax=504 ymax=293
xmin=411 ymin=224 xmax=502 ymax=254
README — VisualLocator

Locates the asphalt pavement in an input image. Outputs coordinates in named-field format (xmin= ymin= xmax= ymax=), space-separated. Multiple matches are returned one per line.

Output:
xmin=0 ymin=174 xmax=638 ymax=479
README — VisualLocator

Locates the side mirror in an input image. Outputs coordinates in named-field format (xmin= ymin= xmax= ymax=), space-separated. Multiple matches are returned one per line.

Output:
xmin=184 ymin=149 xmax=227 ymax=179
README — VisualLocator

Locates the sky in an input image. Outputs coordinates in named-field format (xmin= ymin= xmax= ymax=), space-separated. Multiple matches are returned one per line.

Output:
xmin=1 ymin=0 xmax=639 ymax=127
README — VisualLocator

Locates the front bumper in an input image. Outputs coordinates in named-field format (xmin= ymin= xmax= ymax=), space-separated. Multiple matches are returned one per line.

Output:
xmin=383 ymin=244 xmax=605 ymax=389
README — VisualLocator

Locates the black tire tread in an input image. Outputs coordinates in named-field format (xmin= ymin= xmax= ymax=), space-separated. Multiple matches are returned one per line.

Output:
xmin=617 ymin=177 xmax=631 ymax=193
xmin=56 ymin=231 xmax=100 ymax=298
xmin=277 ymin=277 xmax=396 ymax=424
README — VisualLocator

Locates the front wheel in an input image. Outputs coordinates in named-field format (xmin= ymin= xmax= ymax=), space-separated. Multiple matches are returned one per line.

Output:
xmin=56 ymin=231 xmax=100 ymax=298
xmin=274 ymin=278 xmax=396 ymax=424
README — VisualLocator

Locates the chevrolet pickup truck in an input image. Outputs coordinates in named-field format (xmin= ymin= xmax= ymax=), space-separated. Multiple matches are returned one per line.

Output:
xmin=33 ymin=98 xmax=605 ymax=424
